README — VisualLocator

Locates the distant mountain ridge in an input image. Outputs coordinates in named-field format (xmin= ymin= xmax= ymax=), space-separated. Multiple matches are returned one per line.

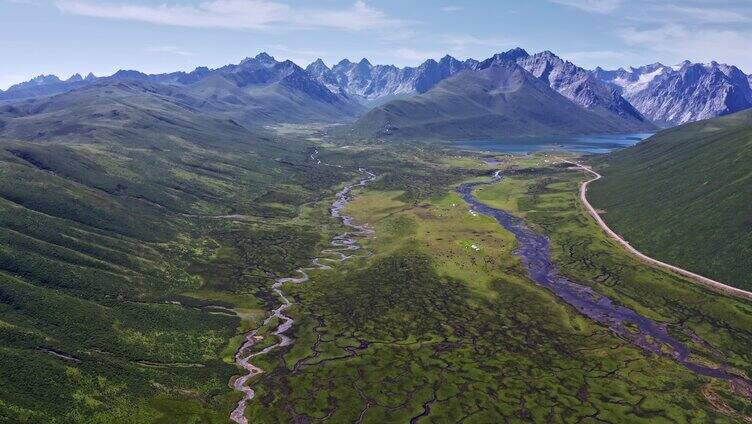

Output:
xmin=311 ymin=48 xmax=652 ymax=131
xmin=515 ymin=51 xmax=648 ymax=129
xmin=4 ymin=49 xmax=752 ymax=129
xmin=0 ymin=53 xmax=362 ymax=126
xmin=352 ymin=58 xmax=651 ymax=140
xmin=306 ymin=55 xmax=479 ymax=105
xmin=592 ymin=61 xmax=752 ymax=126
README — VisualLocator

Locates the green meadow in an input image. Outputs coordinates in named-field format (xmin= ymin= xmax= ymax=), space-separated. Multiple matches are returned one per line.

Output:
xmin=0 ymin=110 xmax=750 ymax=423
xmin=240 ymin=152 xmax=752 ymax=423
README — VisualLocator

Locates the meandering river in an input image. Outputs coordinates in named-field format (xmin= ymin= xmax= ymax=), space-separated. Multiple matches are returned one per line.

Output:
xmin=457 ymin=173 xmax=752 ymax=399
xmin=230 ymin=167 xmax=376 ymax=424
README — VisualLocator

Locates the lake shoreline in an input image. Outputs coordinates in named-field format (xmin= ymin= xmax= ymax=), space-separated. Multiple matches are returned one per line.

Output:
xmin=455 ymin=132 xmax=654 ymax=154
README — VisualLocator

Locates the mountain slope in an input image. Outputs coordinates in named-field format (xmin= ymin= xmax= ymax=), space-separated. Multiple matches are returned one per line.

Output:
xmin=516 ymin=51 xmax=653 ymax=131
xmin=588 ymin=109 xmax=752 ymax=289
xmin=1 ymin=53 xmax=363 ymax=125
xmin=352 ymin=61 xmax=642 ymax=140
xmin=180 ymin=53 xmax=362 ymax=125
xmin=0 ymin=76 xmax=359 ymax=421
xmin=593 ymin=61 xmax=752 ymax=126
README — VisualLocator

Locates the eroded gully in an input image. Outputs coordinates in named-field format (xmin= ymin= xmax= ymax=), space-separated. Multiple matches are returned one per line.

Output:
xmin=230 ymin=165 xmax=376 ymax=424
xmin=457 ymin=171 xmax=752 ymax=400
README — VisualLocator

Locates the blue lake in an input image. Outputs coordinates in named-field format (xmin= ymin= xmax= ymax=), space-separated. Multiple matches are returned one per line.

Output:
xmin=456 ymin=133 xmax=654 ymax=154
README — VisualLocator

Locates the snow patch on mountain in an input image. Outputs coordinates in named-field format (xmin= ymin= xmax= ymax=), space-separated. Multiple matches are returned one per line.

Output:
xmin=593 ymin=61 xmax=752 ymax=126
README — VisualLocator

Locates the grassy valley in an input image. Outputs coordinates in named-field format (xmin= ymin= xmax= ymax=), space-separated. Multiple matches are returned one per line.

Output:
xmin=0 ymin=45 xmax=751 ymax=424
xmin=0 ymin=82 xmax=366 ymax=422
xmin=238 ymin=152 xmax=752 ymax=422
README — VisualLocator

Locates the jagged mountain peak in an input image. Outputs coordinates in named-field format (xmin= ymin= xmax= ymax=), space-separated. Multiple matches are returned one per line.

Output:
xmin=593 ymin=59 xmax=752 ymax=126
xmin=516 ymin=51 xmax=651 ymax=127
xmin=356 ymin=58 xmax=373 ymax=69
xmin=29 ymin=74 xmax=62 ymax=85
xmin=111 ymin=69 xmax=150 ymax=80
xmin=322 ymin=53 xmax=479 ymax=100
xmin=239 ymin=52 xmax=278 ymax=67
xmin=537 ymin=50 xmax=560 ymax=59
xmin=630 ymin=62 xmax=668 ymax=73
xmin=66 ymin=73 xmax=83 ymax=83
xmin=504 ymin=47 xmax=530 ymax=60
xmin=255 ymin=52 xmax=276 ymax=63
xmin=309 ymin=58 xmax=328 ymax=68
xmin=420 ymin=58 xmax=439 ymax=67
xmin=278 ymin=59 xmax=300 ymax=69
xmin=477 ymin=48 xmax=531 ymax=69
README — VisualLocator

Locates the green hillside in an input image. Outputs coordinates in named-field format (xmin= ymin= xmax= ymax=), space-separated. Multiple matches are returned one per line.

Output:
xmin=0 ymin=81 xmax=362 ymax=422
xmin=0 ymin=80 xmax=487 ymax=421
xmin=353 ymin=62 xmax=650 ymax=141
xmin=589 ymin=109 xmax=752 ymax=290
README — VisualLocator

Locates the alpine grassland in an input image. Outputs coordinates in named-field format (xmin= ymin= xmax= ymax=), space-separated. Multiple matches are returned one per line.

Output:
xmin=237 ymin=149 xmax=752 ymax=423
xmin=0 ymin=80 xmax=750 ymax=422
xmin=0 ymin=104 xmax=367 ymax=422
xmin=588 ymin=109 xmax=752 ymax=290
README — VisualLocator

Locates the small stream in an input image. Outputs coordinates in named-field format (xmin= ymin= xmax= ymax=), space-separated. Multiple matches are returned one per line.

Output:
xmin=457 ymin=173 xmax=752 ymax=399
xmin=230 ymin=167 xmax=376 ymax=424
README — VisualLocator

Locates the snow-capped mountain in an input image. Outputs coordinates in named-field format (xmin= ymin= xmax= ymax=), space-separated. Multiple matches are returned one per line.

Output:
xmin=309 ymin=55 xmax=477 ymax=103
xmin=354 ymin=58 xmax=655 ymax=140
xmin=305 ymin=59 xmax=343 ymax=95
xmin=5 ymin=49 xmax=752 ymax=128
xmin=593 ymin=61 xmax=752 ymax=126
xmin=513 ymin=50 xmax=650 ymax=128
xmin=311 ymin=49 xmax=651 ymax=130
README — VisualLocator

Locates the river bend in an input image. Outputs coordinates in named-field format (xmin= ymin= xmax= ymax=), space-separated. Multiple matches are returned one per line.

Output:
xmin=457 ymin=173 xmax=752 ymax=399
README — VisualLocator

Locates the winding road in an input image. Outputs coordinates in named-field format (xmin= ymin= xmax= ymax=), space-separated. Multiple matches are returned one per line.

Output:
xmin=230 ymin=161 xmax=376 ymax=424
xmin=566 ymin=160 xmax=752 ymax=301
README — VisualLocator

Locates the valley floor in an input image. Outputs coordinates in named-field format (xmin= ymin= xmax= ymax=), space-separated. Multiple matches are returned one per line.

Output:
xmin=237 ymin=145 xmax=752 ymax=423
xmin=1 ymin=127 xmax=751 ymax=423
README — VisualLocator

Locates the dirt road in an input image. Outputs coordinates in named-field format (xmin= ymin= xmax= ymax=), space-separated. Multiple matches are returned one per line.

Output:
xmin=566 ymin=160 xmax=752 ymax=302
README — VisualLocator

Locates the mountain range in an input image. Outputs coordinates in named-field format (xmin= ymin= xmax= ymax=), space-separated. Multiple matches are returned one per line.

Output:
xmin=352 ymin=60 xmax=650 ymax=140
xmin=593 ymin=61 xmax=752 ymax=126
xmin=352 ymin=49 xmax=655 ymax=139
xmin=306 ymin=55 xmax=479 ymax=106
xmin=2 ymin=49 xmax=752 ymax=138
xmin=0 ymin=53 xmax=361 ymax=127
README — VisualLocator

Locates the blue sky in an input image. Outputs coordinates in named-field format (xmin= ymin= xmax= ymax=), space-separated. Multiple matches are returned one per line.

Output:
xmin=2 ymin=0 xmax=752 ymax=89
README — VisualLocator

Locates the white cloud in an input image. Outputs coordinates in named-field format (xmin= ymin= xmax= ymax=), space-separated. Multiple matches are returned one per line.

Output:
xmin=659 ymin=5 xmax=752 ymax=23
xmin=146 ymin=45 xmax=193 ymax=56
xmin=560 ymin=50 xmax=626 ymax=61
xmin=2 ymin=0 xmax=39 ymax=4
xmin=549 ymin=0 xmax=621 ymax=14
xmin=443 ymin=34 xmax=515 ymax=49
xmin=440 ymin=6 xmax=462 ymax=12
xmin=55 ymin=0 xmax=406 ymax=32
xmin=393 ymin=48 xmax=444 ymax=63
xmin=619 ymin=24 xmax=752 ymax=72
xmin=265 ymin=44 xmax=327 ymax=66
